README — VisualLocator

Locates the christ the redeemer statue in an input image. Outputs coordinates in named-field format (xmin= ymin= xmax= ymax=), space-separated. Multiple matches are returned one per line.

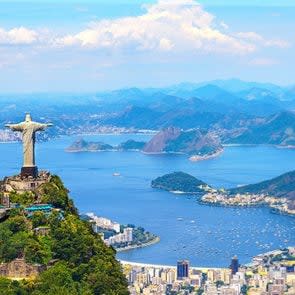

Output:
xmin=5 ymin=113 xmax=52 ymax=178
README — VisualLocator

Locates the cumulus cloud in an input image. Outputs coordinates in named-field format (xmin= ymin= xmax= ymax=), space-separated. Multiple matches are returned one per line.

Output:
xmin=0 ymin=0 xmax=289 ymax=58
xmin=236 ymin=32 xmax=290 ymax=48
xmin=54 ymin=0 xmax=258 ymax=54
xmin=0 ymin=27 xmax=38 ymax=45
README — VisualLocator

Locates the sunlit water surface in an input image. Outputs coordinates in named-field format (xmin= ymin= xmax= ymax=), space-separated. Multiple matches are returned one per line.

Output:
xmin=0 ymin=134 xmax=294 ymax=267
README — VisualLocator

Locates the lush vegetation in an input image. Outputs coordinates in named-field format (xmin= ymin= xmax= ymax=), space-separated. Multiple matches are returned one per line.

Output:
xmin=151 ymin=172 xmax=207 ymax=193
xmin=228 ymin=170 xmax=295 ymax=199
xmin=0 ymin=175 xmax=128 ymax=294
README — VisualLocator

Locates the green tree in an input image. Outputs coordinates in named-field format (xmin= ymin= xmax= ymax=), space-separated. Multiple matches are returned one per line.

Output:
xmin=32 ymin=262 xmax=79 ymax=295
xmin=9 ymin=191 xmax=36 ymax=206
xmin=31 ymin=212 xmax=48 ymax=228
xmin=24 ymin=236 xmax=52 ymax=264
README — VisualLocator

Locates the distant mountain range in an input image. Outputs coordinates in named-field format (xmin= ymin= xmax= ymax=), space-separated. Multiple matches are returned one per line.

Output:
xmin=1 ymin=79 xmax=295 ymax=146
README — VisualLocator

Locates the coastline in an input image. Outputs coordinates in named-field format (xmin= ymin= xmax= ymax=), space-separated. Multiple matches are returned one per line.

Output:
xmin=119 ymin=246 xmax=295 ymax=269
xmin=199 ymin=197 xmax=295 ymax=217
xmin=116 ymin=236 xmax=160 ymax=252
xmin=189 ymin=148 xmax=224 ymax=162
xmin=224 ymin=143 xmax=295 ymax=149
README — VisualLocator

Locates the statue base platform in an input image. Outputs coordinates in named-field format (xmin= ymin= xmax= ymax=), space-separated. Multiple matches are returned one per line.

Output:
xmin=1 ymin=170 xmax=51 ymax=196
xmin=21 ymin=166 xmax=38 ymax=178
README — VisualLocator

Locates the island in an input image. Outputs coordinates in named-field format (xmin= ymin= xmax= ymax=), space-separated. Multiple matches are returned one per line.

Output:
xmin=152 ymin=170 xmax=295 ymax=216
xmin=66 ymin=138 xmax=146 ymax=152
xmin=151 ymin=171 xmax=210 ymax=194
xmin=66 ymin=129 xmax=223 ymax=162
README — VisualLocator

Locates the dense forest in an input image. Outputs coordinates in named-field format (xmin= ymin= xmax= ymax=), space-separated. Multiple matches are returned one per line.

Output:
xmin=0 ymin=176 xmax=128 ymax=295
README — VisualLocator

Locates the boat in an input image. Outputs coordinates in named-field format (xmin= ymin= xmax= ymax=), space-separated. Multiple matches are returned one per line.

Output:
xmin=113 ymin=172 xmax=121 ymax=176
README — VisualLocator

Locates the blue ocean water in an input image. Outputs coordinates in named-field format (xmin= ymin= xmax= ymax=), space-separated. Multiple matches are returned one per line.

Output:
xmin=0 ymin=134 xmax=294 ymax=267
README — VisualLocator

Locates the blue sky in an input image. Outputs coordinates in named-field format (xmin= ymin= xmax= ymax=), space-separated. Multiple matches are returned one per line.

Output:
xmin=0 ymin=0 xmax=294 ymax=92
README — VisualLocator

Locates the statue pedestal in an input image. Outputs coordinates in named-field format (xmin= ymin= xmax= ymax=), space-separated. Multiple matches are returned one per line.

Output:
xmin=21 ymin=166 xmax=38 ymax=178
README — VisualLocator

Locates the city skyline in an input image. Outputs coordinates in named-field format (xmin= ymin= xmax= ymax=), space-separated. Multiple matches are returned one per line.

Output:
xmin=0 ymin=0 xmax=294 ymax=92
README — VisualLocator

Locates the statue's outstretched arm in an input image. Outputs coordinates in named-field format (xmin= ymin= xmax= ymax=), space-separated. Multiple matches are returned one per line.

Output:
xmin=33 ymin=122 xmax=53 ymax=131
xmin=5 ymin=123 xmax=24 ymax=131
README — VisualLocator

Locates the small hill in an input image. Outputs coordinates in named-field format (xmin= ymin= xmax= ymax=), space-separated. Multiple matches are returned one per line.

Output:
xmin=118 ymin=139 xmax=146 ymax=150
xmin=151 ymin=172 xmax=208 ymax=193
xmin=143 ymin=127 xmax=223 ymax=157
xmin=66 ymin=138 xmax=114 ymax=152
xmin=66 ymin=138 xmax=146 ymax=152
xmin=228 ymin=170 xmax=295 ymax=200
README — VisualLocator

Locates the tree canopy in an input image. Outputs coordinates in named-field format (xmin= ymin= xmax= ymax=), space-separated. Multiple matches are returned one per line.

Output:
xmin=0 ymin=175 xmax=128 ymax=294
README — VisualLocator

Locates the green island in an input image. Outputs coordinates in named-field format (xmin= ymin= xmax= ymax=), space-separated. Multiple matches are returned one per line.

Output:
xmin=152 ymin=171 xmax=295 ymax=216
xmin=66 ymin=138 xmax=146 ymax=152
xmin=0 ymin=175 xmax=128 ymax=295
xmin=151 ymin=172 xmax=209 ymax=193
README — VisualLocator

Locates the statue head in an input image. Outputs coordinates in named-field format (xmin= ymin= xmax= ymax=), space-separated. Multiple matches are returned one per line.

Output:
xmin=25 ymin=113 xmax=32 ymax=122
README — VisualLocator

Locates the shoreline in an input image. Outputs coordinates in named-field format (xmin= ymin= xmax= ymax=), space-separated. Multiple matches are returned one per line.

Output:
xmin=224 ymin=143 xmax=295 ymax=149
xmin=116 ymin=236 xmax=160 ymax=252
xmin=189 ymin=148 xmax=224 ymax=162
xmin=199 ymin=198 xmax=295 ymax=217
xmin=119 ymin=246 xmax=295 ymax=270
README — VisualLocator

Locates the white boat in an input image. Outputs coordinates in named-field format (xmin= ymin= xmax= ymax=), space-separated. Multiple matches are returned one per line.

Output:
xmin=113 ymin=172 xmax=121 ymax=176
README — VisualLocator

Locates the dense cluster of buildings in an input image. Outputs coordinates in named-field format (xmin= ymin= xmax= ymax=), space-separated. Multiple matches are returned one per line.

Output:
xmin=123 ymin=247 xmax=295 ymax=295
xmin=87 ymin=212 xmax=121 ymax=233
xmin=201 ymin=192 xmax=295 ymax=216
xmin=86 ymin=213 xmax=133 ymax=246
xmin=105 ymin=227 xmax=133 ymax=246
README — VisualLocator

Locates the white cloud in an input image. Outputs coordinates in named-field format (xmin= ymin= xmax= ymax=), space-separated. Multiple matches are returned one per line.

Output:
xmin=54 ymin=0 xmax=262 ymax=55
xmin=236 ymin=32 xmax=290 ymax=48
xmin=0 ymin=27 xmax=38 ymax=45
xmin=0 ymin=0 xmax=290 ymax=58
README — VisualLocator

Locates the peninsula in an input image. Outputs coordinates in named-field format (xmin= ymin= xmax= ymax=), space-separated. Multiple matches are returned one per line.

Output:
xmin=83 ymin=213 xmax=159 ymax=252
xmin=152 ymin=170 xmax=295 ymax=216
